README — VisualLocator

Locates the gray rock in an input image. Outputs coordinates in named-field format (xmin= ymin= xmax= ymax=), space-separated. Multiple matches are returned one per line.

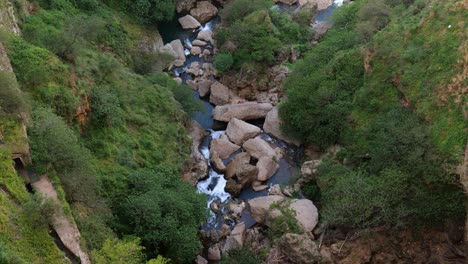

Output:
xmin=207 ymin=245 xmax=221 ymax=261
xmin=196 ymin=255 xmax=208 ymax=264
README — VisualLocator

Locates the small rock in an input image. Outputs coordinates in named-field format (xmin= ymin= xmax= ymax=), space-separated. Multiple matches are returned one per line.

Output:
xmin=210 ymin=150 xmax=226 ymax=173
xmin=225 ymin=152 xmax=251 ymax=179
xmin=190 ymin=46 xmax=202 ymax=56
xmin=169 ymin=39 xmax=186 ymax=67
xmin=269 ymin=184 xmax=283 ymax=196
xmin=173 ymin=77 xmax=182 ymax=84
xmin=202 ymin=49 xmax=211 ymax=59
xmin=253 ymin=185 xmax=269 ymax=192
xmin=187 ymin=79 xmax=198 ymax=90
xmin=210 ymin=201 xmax=220 ymax=213
xmin=228 ymin=201 xmax=246 ymax=219
xmin=192 ymin=39 xmax=208 ymax=46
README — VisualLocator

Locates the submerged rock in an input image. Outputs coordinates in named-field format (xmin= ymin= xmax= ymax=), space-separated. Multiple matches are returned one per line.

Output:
xmin=213 ymin=102 xmax=273 ymax=122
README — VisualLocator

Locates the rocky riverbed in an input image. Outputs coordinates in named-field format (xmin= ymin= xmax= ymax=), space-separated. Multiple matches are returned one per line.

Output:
xmin=157 ymin=0 xmax=347 ymax=262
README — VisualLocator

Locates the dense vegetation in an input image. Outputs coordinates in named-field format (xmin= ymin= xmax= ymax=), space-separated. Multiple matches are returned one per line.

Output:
xmin=214 ymin=0 xmax=313 ymax=72
xmin=0 ymin=0 xmax=206 ymax=262
xmin=280 ymin=0 xmax=466 ymax=228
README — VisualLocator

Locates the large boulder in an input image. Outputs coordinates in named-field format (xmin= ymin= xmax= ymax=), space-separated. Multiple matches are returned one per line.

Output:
xmin=190 ymin=1 xmax=218 ymax=24
xmin=274 ymin=0 xmax=297 ymax=4
xmin=226 ymin=118 xmax=261 ymax=145
xmin=207 ymin=245 xmax=221 ymax=261
xmin=248 ymin=195 xmax=285 ymax=223
xmin=169 ymin=39 xmax=186 ymax=67
xmin=197 ymin=29 xmax=213 ymax=43
xmin=178 ymin=15 xmax=201 ymax=29
xmin=263 ymin=106 xmax=300 ymax=146
xmin=210 ymin=81 xmax=230 ymax=105
xmin=222 ymin=222 xmax=246 ymax=254
xmin=198 ymin=79 xmax=212 ymax=97
xmin=242 ymin=137 xmax=277 ymax=160
xmin=299 ymin=0 xmax=332 ymax=10
xmin=290 ymin=199 xmax=319 ymax=232
xmin=256 ymin=156 xmax=279 ymax=181
xmin=213 ymin=102 xmax=274 ymax=122
xmin=225 ymin=163 xmax=258 ymax=196
xmin=225 ymin=152 xmax=251 ymax=179
xmin=278 ymin=233 xmax=322 ymax=264
xmin=182 ymin=121 xmax=208 ymax=185
xmin=210 ymin=137 xmax=240 ymax=159
xmin=176 ymin=0 xmax=197 ymax=13
xmin=186 ymin=62 xmax=203 ymax=76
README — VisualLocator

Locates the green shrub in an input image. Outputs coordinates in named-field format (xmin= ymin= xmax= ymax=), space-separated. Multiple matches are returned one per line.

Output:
xmin=213 ymin=52 xmax=234 ymax=73
xmin=219 ymin=0 xmax=272 ymax=26
xmin=0 ymin=72 xmax=28 ymax=115
xmin=123 ymin=0 xmax=176 ymax=24
xmin=221 ymin=246 xmax=260 ymax=264
xmin=90 ymin=86 xmax=124 ymax=128
xmin=116 ymin=168 xmax=207 ymax=263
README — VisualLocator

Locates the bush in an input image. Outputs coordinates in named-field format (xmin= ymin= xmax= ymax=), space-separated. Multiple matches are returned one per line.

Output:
xmin=116 ymin=168 xmax=207 ymax=263
xmin=92 ymin=238 xmax=145 ymax=264
xmin=123 ymin=0 xmax=176 ymax=24
xmin=0 ymin=72 xmax=28 ymax=115
xmin=29 ymin=107 xmax=99 ymax=205
xmin=145 ymin=73 xmax=203 ymax=117
xmin=219 ymin=0 xmax=272 ymax=26
xmin=90 ymin=86 xmax=124 ymax=128
xmin=221 ymin=247 xmax=260 ymax=264
xmin=213 ymin=52 xmax=234 ymax=73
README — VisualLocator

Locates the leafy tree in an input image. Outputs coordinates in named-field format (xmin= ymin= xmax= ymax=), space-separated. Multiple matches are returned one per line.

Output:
xmin=28 ymin=107 xmax=98 ymax=205
xmin=116 ymin=168 xmax=207 ymax=263
xmin=0 ymin=72 xmax=28 ymax=115
xmin=213 ymin=52 xmax=234 ymax=73
xmin=220 ymin=0 xmax=272 ymax=26
xmin=92 ymin=238 xmax=145 ymax=264
xmin=124 ymin=0 xmax=176 ymax=24
xmin=145 ymin=73 xmax=203 ymax=117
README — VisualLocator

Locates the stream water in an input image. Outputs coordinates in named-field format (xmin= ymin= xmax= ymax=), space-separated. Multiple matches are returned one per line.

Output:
xmin=158 ymin=0 xmax=344 ymax=232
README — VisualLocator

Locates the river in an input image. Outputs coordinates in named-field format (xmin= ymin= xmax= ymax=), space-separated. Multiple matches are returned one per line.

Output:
xmin=158 ymin=0 xmax=344 ymax=233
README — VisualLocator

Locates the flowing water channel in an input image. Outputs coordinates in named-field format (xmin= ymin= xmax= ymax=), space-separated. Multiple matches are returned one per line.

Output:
xmin=158 ymin=0 xmax=344 ymax=232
